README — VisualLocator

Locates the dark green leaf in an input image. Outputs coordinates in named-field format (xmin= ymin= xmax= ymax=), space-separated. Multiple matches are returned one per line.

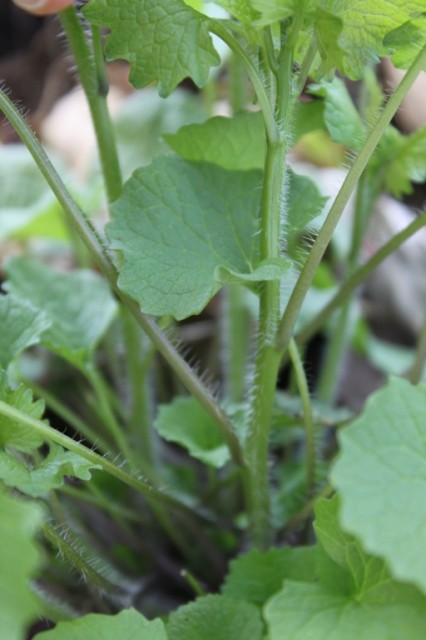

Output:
xmin=222 ymin=546 xmax=318 ymax=606
xmin=107 ymin=156 xmax=268 ymax=320
xmin=286 ymin=169 xmax=328 ymax=232
xmin=167 ymin=594 xmax=264 ymax=640
xmin=84 ymin=0 xmax=220 ymax=97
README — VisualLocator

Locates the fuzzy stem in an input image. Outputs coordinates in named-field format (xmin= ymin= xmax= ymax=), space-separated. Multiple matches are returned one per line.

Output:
xmin=245 ymin=24 xmax=296 ymax=548
xmin=0 ymin=90 xmax=244 ymax=468
xmin=60 ymin=7 xmax=122 ymax=202
xmin=0 ymin=399 xmax=193 ymax=515
xmin=275 ymin=44 xmax=426 ymax=353
xmin=23 ymin=379 xmax=111 ymax=454
xmin=296 ymin=212 xmax=426 ymax=346
xmin=288 ymin=339 xmax=315 ymax=497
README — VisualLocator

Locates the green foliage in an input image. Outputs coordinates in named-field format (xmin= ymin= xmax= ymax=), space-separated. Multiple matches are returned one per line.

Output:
xmin=332 ymin=378 xmax=426 ymax=594
xmin=107 ymin=156 xmax=289 ymax=319
xmin=5 ymin=258 xmax=117 ymax=367
xmin=35 ymin=609 xmax=168 ymax=639
xmin=0 ymin=489 xmax=44 ymax=640
xmin=0 ymin=0 xmax=425 ymax=637
xmin=0 ymin=444 xmax=100 ymax=497
xmin=167 ymin=594 xmax=264 ymax=640
xmin=83 ymin=0 xmax=220 ymax=97
xmin=154 ymin=396 xmax=230 ymax=467
xmin=264 ymin=497 xmax=426 ymax=639
xmin=0 ymin=295 xmax=50 ymax=370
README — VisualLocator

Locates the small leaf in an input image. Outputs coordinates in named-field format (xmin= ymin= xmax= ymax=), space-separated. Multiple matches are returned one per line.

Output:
xmin=34 ymin=608 xmax=167 ymax=640
xmin=216 ymin=0 xmax=260 ymax=23
xmin=314 ymin=1 xmax=426 ymax=79
xmin=107 ymin=156 xmax=263 ymax=320
xmin=164 ymin=112 xmax=266 ymax=171
xmin=384 ymin=14 xmax=426 ymax=69
xmin=0 ymin=489 xmax=44 ymax=640
xmin=83 ymin=0 xmax=220 ymax=97
xmin=5 ymin=258 xmax=117 ymax=367
xmin=222 ymin=546 xmax=318 ymax=606
xmin=167 ymin=594 xmax=264 ymax=640
xmin=0 ymin=294 xmax=51 ymax=370
xmin=250 ymin=0 xmax=314 ymax=25
xmin=154 ymin=396 xmax=230 ymax=467
xmin=0 ymin=444 xmax=101 ymax=497
xmin=310 ymin=78 xmax=365 ymax=149
xmin=331 ymin=378 xmax=426 ymax=593
xmin=0 ymin=372 xmax=45 ymax=452
xmin=286 ymin=169 xmax=328 ymax=232
xmin=373 ymin=125 xmax=426 ymax=197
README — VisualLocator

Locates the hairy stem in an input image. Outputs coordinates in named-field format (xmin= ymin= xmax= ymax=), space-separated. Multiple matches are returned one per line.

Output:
xmin=275 ymin=44 xmax=426 ymax=353
xmin=60 ymin=7 xmax=122 ymax=202
xmin=288 ymin=339 xmax=315 ymax=497
xmin=0 ymin=90 xmax=243 ymax=468
xmin=296 ymin=212 xmax=426 ymax=345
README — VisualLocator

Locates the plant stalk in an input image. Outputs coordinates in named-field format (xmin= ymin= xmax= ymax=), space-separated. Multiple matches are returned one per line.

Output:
xmin=275 ymin=44 xmax=426 ymax=354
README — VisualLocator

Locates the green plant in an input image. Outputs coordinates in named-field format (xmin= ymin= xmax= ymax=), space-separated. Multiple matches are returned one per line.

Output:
xmin=1 ymin=0 xmax=426 ymax=638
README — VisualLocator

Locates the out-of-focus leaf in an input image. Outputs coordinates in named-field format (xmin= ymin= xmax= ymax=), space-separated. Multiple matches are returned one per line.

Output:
xmin=0 ymin=295 xmax=50 ymax=370
xmin=0 ymin=372 xmax=45 ymax=452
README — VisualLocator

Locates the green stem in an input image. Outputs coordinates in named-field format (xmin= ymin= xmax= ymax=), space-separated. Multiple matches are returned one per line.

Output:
xmin=296 ymin=212 xmax=426 ymax=346
xmin=222 ymin=285 xmax=251 ymax=403
xmin=275 ymin=44 xmax=426 ymax=353
xmin=0 ymin=399 xmax=191 ymax=514
xmin=60 ymin=7 xmax=122 ymax=202
xmin=0 ymin=90 xmax=244 ymax=468
xmin=282 ymin=483 xmax=333 ymax=533
xmin=288 ymin=339 xmax=315 ymax=497
xmin=84 ymin=365 xmax=135 ymax=467
xmin=23 ymin=379 xmax=111 ymax=454
xmin=296 ymin=40 xmax=317 ymax=95
xmin=209 ymin=20 xmax=279 ymax=143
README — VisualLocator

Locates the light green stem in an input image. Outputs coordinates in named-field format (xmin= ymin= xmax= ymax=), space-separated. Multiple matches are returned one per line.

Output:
xmin=0 ymin=399 xmax=191 ymax=514
xmin=275 ymin=44 xmax=426 ymax=353
xmin=0 ymin=90 xmax=243 ymax=468
xmin=288 ymin=339 xmax=315 ymax=497
xmin=60 ymin=7 xmax=122 ymax=202
xmin=296 ymin=212 xmax=426 ymax=345
xmin=24 ymin=379 xmax=111 ymax=454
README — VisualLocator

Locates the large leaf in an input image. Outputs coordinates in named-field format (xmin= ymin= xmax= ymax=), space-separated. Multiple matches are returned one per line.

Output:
xmin=83 ymin=0 xmax=220 ymax=97
xmin=331 ymin=378 xmax=426 ymax=593
xmin=107 ymin=156 xmax=289 ymax=320
xmin=5 ymin=258 xmax=117 ymax=367
xmin=154 ymin=396 xmax=230 ymax=467
xmin=222 ymin=546 xmax=317 ymax=606
xmin=164 ymin=112 xmax=266 ymax=171
xmin=0 ymin=372 xmax=45 ymax=452
xmin=0 ymin=489 xmax=44 ymax=640
xmin=315 ymin=0 xmax=426 ymax=79
xmin=0 ymin=295 xmax=51 ymax=370
xmin=0 ymin=444 xmax=101 ymax=497
xmin=167 ymin=594 xmax=264 ymax=640
xmin=264 ymin=496 xmax=426 ymax=639
xmin=35 ymin=609 xmax=167 ymax=640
